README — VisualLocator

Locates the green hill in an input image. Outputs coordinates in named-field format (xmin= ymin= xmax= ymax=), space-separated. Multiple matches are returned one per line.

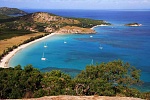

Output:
xmin=0 ymin=11 xmax=111 ymax=40
xmin=0 ymin=14 xmax=10 ymax=19
xmin=0 ymin=7 xmax=27 ymax=15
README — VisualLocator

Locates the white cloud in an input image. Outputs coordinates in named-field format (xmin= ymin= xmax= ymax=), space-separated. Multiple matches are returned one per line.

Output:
xmin=143 ymin=0 xmax=150 ymax=3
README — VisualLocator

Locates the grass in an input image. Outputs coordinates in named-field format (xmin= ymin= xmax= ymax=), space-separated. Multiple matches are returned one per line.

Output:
xmin=0 ymin=29 xmax=35 ymax=40
xmin=0 ymin=32 xmax=46 ymax=55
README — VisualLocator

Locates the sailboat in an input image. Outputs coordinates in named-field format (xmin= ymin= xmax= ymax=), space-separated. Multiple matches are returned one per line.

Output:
xmin=44 ymin=42 xmax=48 ymax=48
xmin=41 ymin=52 xmax=46 ymax=60
xmin=99 ymin=44 xmax=103 ymax=50
xmin=64 ymin=40 xmax=67 ymax=44
xmin=90 ymin=35 xmax=93 ymax=38
xmin=91 ymin=59 xmax=93 ymax=65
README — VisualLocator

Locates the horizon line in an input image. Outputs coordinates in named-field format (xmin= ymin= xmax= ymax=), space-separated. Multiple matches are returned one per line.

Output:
xmin=0 ymin=6 xmax=150 ymax=11
xmin=20 ymin=8 xmax=150 ymax=11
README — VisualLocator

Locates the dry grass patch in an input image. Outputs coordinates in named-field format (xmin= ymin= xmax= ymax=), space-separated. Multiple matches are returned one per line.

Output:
xmin=0 ymin=32 xmax=46 ymax=55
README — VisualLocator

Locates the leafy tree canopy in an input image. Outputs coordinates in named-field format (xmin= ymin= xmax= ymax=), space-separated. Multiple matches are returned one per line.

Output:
xmin=0 ymin=60 xmax=148 ymax=99
xmin=74 ymin=60 xmax=142 ymax=96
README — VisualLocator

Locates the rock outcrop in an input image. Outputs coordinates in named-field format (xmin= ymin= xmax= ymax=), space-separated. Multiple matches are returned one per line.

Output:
xmin=44 ymin=27 xmax=55 ymax=33
xmin=31 ymin=12 xmax=80 ymax=24
xmin=18 ymin=95 xmax=144 ymax=100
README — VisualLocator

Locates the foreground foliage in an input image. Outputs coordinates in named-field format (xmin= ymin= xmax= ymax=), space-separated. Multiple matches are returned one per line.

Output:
xmin=0 ymin=60 xmax=149 ymax=99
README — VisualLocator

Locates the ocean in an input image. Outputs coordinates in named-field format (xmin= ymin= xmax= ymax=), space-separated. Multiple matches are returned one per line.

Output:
xmin=8 ymin=9 xmax=150 ymax=92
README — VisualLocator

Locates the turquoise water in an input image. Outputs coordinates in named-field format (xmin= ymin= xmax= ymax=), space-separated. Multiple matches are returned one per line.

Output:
xmin=9 ymin=10 xmax=150 ymax=92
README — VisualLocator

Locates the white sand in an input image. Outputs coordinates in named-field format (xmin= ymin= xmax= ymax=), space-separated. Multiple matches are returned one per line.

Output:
xmin=91 ymin=24 xmax=109 ymax=29
xmin=0 ymin=33 xmax=55 ymax=68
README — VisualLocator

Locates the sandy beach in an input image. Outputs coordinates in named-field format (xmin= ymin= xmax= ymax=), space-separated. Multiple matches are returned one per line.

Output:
xmin=91 ymin=24 xmax=109 ymax=30
xmin=0 ymin=26 xmax=100 ymax=68
xmin=0 ymin=33 xmax=55 ymax=68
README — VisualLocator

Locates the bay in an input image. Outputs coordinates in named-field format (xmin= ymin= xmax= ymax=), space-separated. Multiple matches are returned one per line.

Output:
xmin=9 ymin=9 xmax=150 ymax=92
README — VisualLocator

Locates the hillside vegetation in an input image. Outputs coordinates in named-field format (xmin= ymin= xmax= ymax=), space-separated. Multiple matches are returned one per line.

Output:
xmin=0 ymin=60 xmax=149 ymax=99
xmin=0 ymin=11 xmax=110 ymax=40
xmin=0 ymin=7 xmax=27 ymax=15
xmin=125 ymin=23 xmax=142 ymax=26
xmin=0 ymin=14 xmax=10 ymax=19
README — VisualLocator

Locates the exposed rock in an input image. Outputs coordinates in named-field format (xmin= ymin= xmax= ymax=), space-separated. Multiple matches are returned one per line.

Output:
xmin=17 ymin=95 xmax=144 ymax=100
xmin=44 ymin=27 xmax=55 ymax=33
xmin=31 ymin=12 xmax=80 ymax=24
xmin=55 ymin=26 xmax=95 ymax=34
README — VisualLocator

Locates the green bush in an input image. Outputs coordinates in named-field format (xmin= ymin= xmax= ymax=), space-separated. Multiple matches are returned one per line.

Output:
xmin=0 ymin=60 xmax=148 ymax=99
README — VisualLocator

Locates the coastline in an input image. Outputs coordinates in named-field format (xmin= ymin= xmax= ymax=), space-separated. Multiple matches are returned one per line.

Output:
xmin=0 ymin=25 xmax=100 ymax=68
xmin=91 ymin=24 xmax=109 ymax=30
xmin=54 ymin=26 xmax=96 ymax=34
xmin=0 ymin=33 xmax=55 ymax=68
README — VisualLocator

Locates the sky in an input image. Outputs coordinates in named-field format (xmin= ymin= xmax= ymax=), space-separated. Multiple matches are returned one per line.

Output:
xmin=0 ymin=0 xmax=150 ymax=10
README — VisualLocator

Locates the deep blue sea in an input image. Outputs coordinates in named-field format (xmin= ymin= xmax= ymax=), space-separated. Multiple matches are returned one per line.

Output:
xmin=9 ymin=9 xmax=150 ymax=92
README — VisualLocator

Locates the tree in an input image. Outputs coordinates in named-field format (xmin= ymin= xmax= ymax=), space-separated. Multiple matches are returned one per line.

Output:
xmin=41 ymin=70 xmax=72 ymax=96
xmin=74 ymin=60 xmax=142 ymax=97
xmin=0 ymin=65 xmax=43 ymax=99
xmin=0 ymin=61 xmax=145 ymax=99
xmin=0 ymin=67 xmax=23 ymax=99
xmin=20 ymin=65 xmax=43 ymax=98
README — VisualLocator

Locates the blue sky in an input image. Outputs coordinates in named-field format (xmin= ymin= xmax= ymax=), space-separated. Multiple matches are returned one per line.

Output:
xmin=0 ymin=0 xmax=150 ymax=10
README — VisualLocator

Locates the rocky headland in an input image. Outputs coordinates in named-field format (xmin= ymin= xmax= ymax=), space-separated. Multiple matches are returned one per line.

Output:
xmin=0 ymin=11 xmax=111 ymax=35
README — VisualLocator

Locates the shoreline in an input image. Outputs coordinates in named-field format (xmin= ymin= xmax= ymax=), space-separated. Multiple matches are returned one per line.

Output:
xmin=0 ymin=25 xmax=100 ymax=68
xmin=0 ymin=33 xmax=55 ymax=68
xmin=91 ymin=24 xmax=109 ymax=30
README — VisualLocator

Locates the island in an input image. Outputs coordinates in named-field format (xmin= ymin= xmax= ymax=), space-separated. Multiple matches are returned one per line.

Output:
xmin=125 ymin=23 xmax=142 ymax=27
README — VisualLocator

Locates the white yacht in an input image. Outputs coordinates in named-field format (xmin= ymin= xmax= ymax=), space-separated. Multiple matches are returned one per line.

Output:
xmin=91 ymin=59 xmax=93 ymax=65
xmin=41 ymin=53 xmax=46 ymax=60
xmin=99 ymin=45 xmax=103 ymax=50
xmin=44 ymin=42 xmax=48 ymax=48
xmin=64 ymin=41 xmax=67 ymax=44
